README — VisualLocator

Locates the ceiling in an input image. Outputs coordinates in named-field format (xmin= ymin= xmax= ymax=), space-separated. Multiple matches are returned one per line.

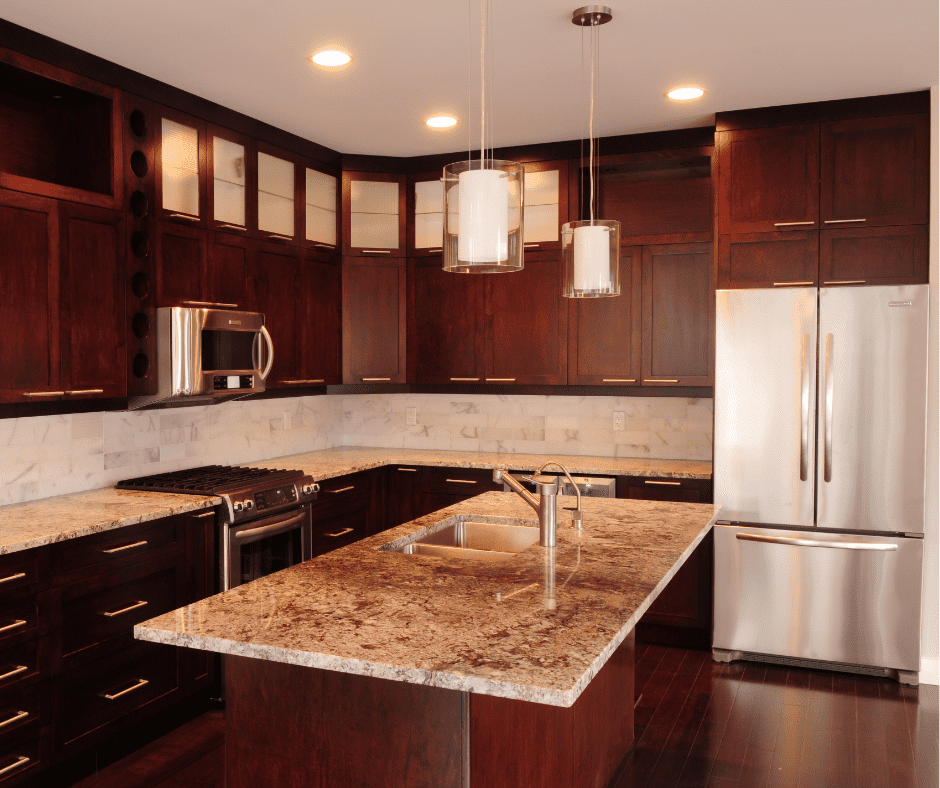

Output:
xmin=1 ymin=0 xmax=937 ymax=157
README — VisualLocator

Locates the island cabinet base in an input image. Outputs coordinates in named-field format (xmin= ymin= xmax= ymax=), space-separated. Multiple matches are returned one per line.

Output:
xmin=223 ymin=632 xmax=634 ymax=788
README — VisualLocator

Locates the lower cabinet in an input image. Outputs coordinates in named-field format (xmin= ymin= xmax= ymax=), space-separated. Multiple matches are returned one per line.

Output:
xmin=310 ymin=469 xmax=386 ymax=556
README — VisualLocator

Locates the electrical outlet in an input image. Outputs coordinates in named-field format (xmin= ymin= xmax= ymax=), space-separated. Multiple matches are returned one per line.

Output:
xmin=283 ymin=411 xmax=292 ymax=430
xmin=613 ymin=411 xmax=625 ymax=431
xmin=406 ymin=406 xmax=417 ymax=426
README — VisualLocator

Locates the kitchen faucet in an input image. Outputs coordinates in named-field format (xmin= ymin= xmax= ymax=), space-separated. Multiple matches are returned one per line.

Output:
xmin=493 ymin=462 xmax=583 ymax=548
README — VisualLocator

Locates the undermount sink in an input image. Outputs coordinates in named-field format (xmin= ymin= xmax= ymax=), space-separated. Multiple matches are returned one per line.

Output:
xmin=382 ymin=518 xmax=539 ymax=561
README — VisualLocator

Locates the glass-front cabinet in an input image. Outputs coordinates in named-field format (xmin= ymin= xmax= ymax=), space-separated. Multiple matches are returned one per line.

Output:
xmin=407 ymin=172 xmax=444 ymax=256
xmin=521 ymin=160 xmax=567 ymax=251
xmin=209 ymin=128 xmax=252 ymax=234
xmin=257 ymin=146 xmax=297 ymax=243
xmin=156 ymin=108 xmax=207 ymax=225
xmin=342 ymin=172 xmax=406 ymax=256
xmin=305 ymin=167 xmax=338 ymax=250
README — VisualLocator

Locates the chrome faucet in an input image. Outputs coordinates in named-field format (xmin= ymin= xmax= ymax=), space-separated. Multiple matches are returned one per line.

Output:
xmin=493 ymin=462 xmax=583 ymax=548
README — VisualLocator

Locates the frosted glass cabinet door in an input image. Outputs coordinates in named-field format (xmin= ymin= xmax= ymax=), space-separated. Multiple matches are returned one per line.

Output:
xmin=413 ymin=179 xmax=444 ymax=252
xmin=306 ymin=168 xmax=337 ymax=246
xmin=523 ymin=167 xmax=560 ymax=244
xmin=258 ymin=152 xmax=295 ymax=238
xmin=213 ymin=136 xmax=246 ymax=227
xmin=343 ymin=172 xmax=404 ymax=254
xmin=161 ymin=118 xmax=201 ymax=217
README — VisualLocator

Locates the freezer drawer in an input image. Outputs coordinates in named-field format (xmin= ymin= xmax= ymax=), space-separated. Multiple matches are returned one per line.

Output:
xmin=713 ymin=524 xmax=922 ymax=673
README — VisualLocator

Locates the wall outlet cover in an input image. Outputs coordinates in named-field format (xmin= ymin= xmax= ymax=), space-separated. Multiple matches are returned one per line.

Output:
xmin=406 ymin=406 xmax=417 ymax=426
xmin=613 ymin=411 xmax=625 ymax=431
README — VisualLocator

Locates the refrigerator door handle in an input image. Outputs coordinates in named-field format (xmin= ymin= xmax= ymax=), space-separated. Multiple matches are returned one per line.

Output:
xmin=736 ymin=533 xmax=898 ymax=551
xmin=800 ymin=333 xmax=810 ymax=481
xmin=824 ymin=333 xmax=834 ymax=482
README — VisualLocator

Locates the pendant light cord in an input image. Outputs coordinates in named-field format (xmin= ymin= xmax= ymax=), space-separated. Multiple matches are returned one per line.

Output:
xmin=588 ymin=19 xmax=596 ymax=224
xmin=480 ymin=0 xmax=485 ymax=167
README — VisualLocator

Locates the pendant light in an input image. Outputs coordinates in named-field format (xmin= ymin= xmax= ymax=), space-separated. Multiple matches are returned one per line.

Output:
xmin=443 ymin=0 xmax=524 ymax=273
xmin=562 ymin=5 xmax=620 ymax=297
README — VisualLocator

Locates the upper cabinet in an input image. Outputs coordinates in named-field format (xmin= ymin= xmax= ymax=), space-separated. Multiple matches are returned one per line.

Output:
xmin=343 ymin=172 xmax=406 ymax=256
xmin=256 ymin=144 xmax=300 ymax=245
xmin=305 ymin=167 xmax=339 ymax=253
xmin=521 ymin=160 xmax=567 ymax=251
xmin=156 ymin=108 xmax=207 ymax=226
xmin=0 ymin=50 xmax=123 ymax=211
xmin=407 ymin=172 xmax=444 ymax=256
xmin=209 ymin=127 xmax=253 ymax=236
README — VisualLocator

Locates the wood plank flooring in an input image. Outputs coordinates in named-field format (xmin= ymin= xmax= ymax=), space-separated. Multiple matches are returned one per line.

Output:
xmin=55 ymin=645 xmax=938 ymax=788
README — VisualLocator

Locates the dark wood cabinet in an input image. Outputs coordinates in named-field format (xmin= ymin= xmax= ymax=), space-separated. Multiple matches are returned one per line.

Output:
xmin=310 ymin=470 xmax=386 ymax=553
xmin=296 ymin=254 xmax=341 ymax=387
xmin=521 ymin=159 xmax=568 ymax=252
xmin=342 ymin=171 xmax=406 ymax=257
xmin=717 ymin=123 xmax=820 ymax=234
xmin=717 ymin=231 xmax=819 ymax=289
xmin=342 ymin=257 xmax=407 ymax=384
xmin=616 ymin=476 xmax=712 ymax=503
xmin=820 ymin=224 xmax=928 ymax=286
xmin=485 ymin=253 xmax=568 ymax=385
xmin=207 ymin=230 xmax=249 ymax=309
xmin=419 ymin=467 xmax=503 ymax=517
xmin=820 ymin=113 xmax=929 ymax=228
xmin=384 ymin=466 xmax=421 ymax=529
xmin=154 ymin=220 xmax=207 ymax=308
xmin=641 ymin=243 xmax=713 ymax=387
xmin=410 ymin=256 xmax=485 ymax=384
xmin=255 ymin=141 xmax=302 ymax=246
xmin=207 ymin=123 xmax=254 ymax=237
xmin=154 ymin=106 xmax=207 ymax=226
xmin=567 ymin=246 xmax=642 ymax=385
xmin=248 ymin=241 xmax=301 ymax=388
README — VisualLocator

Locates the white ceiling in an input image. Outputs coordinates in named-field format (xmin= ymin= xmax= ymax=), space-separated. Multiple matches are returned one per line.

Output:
xmin=1 ymin=0 xmax=937 ymax=157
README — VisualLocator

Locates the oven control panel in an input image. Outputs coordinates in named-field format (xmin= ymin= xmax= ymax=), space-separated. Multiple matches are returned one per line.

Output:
xmin=254 ymin=484 xmax=298 ymax=513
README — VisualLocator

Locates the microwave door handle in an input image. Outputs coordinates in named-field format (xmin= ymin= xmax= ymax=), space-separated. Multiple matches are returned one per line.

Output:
xmin=259 ymin=326 xmax=274 ymax=380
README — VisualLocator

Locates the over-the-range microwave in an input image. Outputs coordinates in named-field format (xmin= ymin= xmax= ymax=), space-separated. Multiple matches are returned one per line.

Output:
xmin=129 ymin=307 xmax=273 ymax=410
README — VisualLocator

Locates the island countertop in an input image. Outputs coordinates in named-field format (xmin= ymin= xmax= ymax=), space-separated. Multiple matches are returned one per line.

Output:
xmin=135 ymin=491 xmax=719 ymax=707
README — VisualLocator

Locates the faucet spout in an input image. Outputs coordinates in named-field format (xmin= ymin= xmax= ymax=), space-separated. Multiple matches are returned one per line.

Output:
xmin=494 ymin=468 xmax=558 ymax=547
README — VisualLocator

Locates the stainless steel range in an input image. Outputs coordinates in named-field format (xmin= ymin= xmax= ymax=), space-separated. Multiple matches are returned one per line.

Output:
xmin=117 ymin=465 xmax=319 ymax=591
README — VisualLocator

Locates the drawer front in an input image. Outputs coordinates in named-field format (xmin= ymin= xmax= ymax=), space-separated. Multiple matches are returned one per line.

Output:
xmin=0 ymin=553 xmax=39 ymax=598
xmin=311 ymin=474 xmax=372 ymax=521
xmin=0 ymin=731 xmax=43 ymax=785
xmin=61 ymin=563 xmax=179 ymax=661
xmin=421 ymin=467 xmax=503 ymax=497
xmin=0 ymin=640 xmax=46 ymax=694
xmin=0 ymin=598 xmax=40 ymax=649
xmin=0 ymin=684 xmax=48 ymax=744
xmin=616 ymin=476 xmax=713 ymax=504
xmin=61 ymin=643 xmax=178 ymax=744
xmin=310 ymin=508 xmax=369 ymax=557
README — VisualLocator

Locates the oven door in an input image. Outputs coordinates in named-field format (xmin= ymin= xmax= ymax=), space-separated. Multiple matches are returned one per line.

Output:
xmin=222 ymin=506 xmax=312 ymax=591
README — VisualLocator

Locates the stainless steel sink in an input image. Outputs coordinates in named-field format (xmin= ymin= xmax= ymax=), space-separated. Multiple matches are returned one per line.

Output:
xmin=384 ymin=519 xmax=539 ymax=561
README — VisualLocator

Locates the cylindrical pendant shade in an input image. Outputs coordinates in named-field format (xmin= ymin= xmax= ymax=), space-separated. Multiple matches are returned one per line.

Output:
xmin=562 ymin=219 xmax=621 ymax=297
xmin=443 ymin=159 xmax=524 ymax=273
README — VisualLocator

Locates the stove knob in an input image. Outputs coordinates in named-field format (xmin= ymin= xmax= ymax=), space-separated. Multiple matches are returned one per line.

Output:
xmin=302 ymin=484 xmax=316 ymax=495
xmin=244 ymin=499 xmax=254 ymax=510
xmin=233 ymin=502 xmax=244 ymax=512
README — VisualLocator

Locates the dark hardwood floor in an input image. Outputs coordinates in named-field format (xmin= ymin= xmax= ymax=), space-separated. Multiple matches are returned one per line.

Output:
xmin=56 ymin=645 xmax=938 ymax=788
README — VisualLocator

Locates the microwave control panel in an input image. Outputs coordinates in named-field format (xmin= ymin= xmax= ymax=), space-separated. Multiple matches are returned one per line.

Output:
xmin=214 ymin=375 xmax=254 ymax=391
xmin=254 ymin=484 xmax=298 ymax=512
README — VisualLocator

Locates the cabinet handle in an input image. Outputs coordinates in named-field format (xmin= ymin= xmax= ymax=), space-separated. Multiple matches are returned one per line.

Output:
xmin=324 ymin=527 xmax=354 ymax=538
xmin=65 ymin=389 xmax=104 ymax=395
xmin=644 ymin=480 xmax=681 ymax=486
xmin=361 ymin=249 xmax=392 ymax=254
xmin=823 ymin=218 xmax=866 ymax=224
xmin=603 ymin=378 xmax=636 ymax=383
xmin=101 ymin=678 xmax=149 ymax=700
xmin=217 ymin=223 xmax=246 ymax=231
xmin=450 ymin=377 xmax=480 ymax=382
xmin=0 ymin=666 xmax=28 ymax=682
xmin=0 ymin=621 xmax=26 ymax=635
xmin=0 ymin=573 xmax=25 ymax=585
xmin=823 ymin=280 xmax=866 ymax=285
xmin=328 ymin=486 xmax=355 ymax=493
xmin=102 ymin=540 xmax=148 ymax=554
xmin=0 ymin=757 xmax=29 ymax=777
xmin=167 ymin=213 xmax=199 ymax=222
xmin=486 ymin=378 xmax=516 ymax=382
xmin=281 ymin=379 xmax=325 ymax=384
xmin=773 ymin=221 xmax=815 ymax=227
xmin=397 ymin=468 xmax=418 ymax=472
xmin=524 ymin=243 xmax=541 ymax=249
xmin=445 ymin=479 xmax=477 ymax=484
xmin=182 ymin=300 xmax=239 ymax=308
xmin=362 ymin=377 xmax=391 ymax=382
xmin=22 ymin=392 xmax=64 ymax=398
xmin=772 ymin=282 xmax=815 ymax=287
xmin=0 ymin=711 xmax=28 ymax=730
xmin=102 ymin=600 xmax=148 ymax=618
xmin=192 ymin=512 xmax=215 ymax=519
xmin=313 ymin=242 xmax=335 ymax=249
xmin=427 ymin=247 xmax=443 ymax=253
xmin=643 ymin=379 xmax=679 ymax=384
xmin=266 ymin=233 xmax=294 ymax=242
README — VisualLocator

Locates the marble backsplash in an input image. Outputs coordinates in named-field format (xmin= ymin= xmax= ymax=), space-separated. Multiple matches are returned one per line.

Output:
xmin=0 ymin=393 xmax=712 ymax=506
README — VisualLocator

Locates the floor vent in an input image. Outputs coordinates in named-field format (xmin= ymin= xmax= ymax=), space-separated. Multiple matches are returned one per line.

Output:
xmin=740 ymin=651 xmax=891 ymax=679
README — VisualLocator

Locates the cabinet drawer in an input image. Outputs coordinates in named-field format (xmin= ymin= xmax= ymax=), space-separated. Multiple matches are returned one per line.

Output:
xmin=310 ymin=510 xmax=369 ymax=557
xmin=421 ymin=467 xmax=503 ymax=496
xmin=0 ymin=640 xmax=47 ymax=694
xmin=60 ymin=562 xmax=180 ymax=663
xmin=616 ymin=476 xmax=713 ymax=503
xmin=0 ymin=553 xmax=41 ymax=598
xmin=0 ymin=683 xmax=48 ymax=744
xmin=0 ymin=597 xmax=42 ymax=649
xmin=61 ymin=642 xmax=178 ymax=744
xmin=311 ymin=475 xmax=371 ymax=520
xmin=0 ymin=730 xmax=43 ymax=784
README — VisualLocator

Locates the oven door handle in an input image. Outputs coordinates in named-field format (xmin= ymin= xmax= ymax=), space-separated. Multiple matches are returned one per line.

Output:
xmin=234 ymin=511 xmax=307 ymax=542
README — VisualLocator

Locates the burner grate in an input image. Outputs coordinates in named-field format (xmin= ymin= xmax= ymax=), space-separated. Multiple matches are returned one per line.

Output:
xmin=116 ymin=465 xmax=304 ymax=495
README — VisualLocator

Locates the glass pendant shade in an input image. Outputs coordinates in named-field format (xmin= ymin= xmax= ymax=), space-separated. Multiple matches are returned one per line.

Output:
xmin=443 ymin=159 xmax=524 ymax=273
xmin=562 ymin=219 xmax=621 ymax=296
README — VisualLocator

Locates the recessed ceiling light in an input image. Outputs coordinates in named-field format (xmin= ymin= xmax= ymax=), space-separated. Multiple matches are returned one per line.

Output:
xmin=311 ymin=49 xmax=352 ymax=68
xmin=667 ymin=86 xmax=705 ymax=101
xmin=426 ymin=115 xmax=458 ymax=129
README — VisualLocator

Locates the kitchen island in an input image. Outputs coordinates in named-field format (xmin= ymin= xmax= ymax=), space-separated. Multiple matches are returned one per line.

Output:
xmin=135 ymin=491 xmax=719 ymax=788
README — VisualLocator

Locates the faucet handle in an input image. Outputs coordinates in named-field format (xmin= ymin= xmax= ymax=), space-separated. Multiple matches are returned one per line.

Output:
xmin=569 ymin=509 xmax=583 ymax=529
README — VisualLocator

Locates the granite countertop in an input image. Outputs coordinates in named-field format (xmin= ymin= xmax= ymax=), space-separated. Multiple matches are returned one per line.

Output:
xmin=0 ymin=488 xmax=220 ymax=555
xmin=243 ymin=447 xmax=712 ymax=482
xmin=135 ymin=491 xmax=719 ymax=708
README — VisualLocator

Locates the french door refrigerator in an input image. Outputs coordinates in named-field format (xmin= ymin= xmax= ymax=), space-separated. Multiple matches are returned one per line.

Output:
xmin=713 ymin=285 xmax=928 ymax=684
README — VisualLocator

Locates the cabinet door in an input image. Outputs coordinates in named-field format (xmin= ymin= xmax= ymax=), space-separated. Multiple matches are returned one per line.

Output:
xmin=484 ymin=253 xmax=568 ymax=385
xmin=58 ymin=203 xmax=126 ymax=399
xmin=303 ymin=165 xmax=339 ymax=253
xmin=248 ymin=241 xmax=300 ymax=388
xmin=155 ymin=108 xmax=207 ymax=226
xmin=296 ymin=254 xmax=341 ymax=386
xmin=256 ymin=143 xmax=300 ymax=245
xmin=154 ymin=221 xmax=207 ymax=307
xmin=0 ymin=190 xmax=60 ymax=403
xmin=342 ymin=257 xmax=407 ymax=383
xmin=411 ymin=257 xmax=485 ymax=384
xmin=407 ymin=172 xmax=444 ymax=257
xmin=820 ymin=225 xmax=928 ymax=287
xmin=717 ymin=124 xmax=819 ymax=234
xmin=385 ymin=466 xmax=420 ymax=529
xmin=208 ymin=125 xmax=254 ymax=236
xmin=717 ymin=231 xmax=819 ymax=289
xmin=568 ymin=246 xmax=642 ymax=385
xmin=641 ymin=243 xmax=713 ymax=387
xmin=821 ymin=113 xmax=929 ymax=228
xmin=343 ymin=172 xmax=406 ymax=257
xmin=207 ymin=230 xmax=249 ymax=310
xmin=521 ymin=160 xmax=567 ymax=252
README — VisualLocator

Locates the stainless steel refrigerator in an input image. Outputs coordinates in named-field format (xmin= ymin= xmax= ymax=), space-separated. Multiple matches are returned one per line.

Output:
xmin=713 ymin=285 xmax=928 ymax=684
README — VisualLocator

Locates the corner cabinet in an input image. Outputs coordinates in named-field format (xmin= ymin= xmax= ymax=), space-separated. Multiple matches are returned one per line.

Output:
xmin=342 ymin=172 xmax=406 ymax=257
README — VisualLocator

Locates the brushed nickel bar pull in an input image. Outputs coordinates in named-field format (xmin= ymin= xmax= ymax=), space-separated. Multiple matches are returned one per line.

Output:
xmin=325 ymin=527 xmax=354 ymax=538
xmin=266 ymin=233 xmax=294 ymax=242
xmin=603 ymin=378 xmax=636 ymax=383
xmin=397 ymin=468 xmax=418 ymax=472
xmin=824 ymin=218 xmax=866 ymax=224
xmin=643 ymin=379 xmax=679 ymax=383
xmin=0 ymin=666 xmax=28 ymax=682
xmin=736 ymin=533 xmax=896 ymax=551
xmin=0 ymin=574 xmax=25 ymax=585
xmin=0 ymin=757 xmax=30 ymax=776
xmin=362 ymin=249 xmax=392 ymax=254
xmin=182 ymin=300 xmax=239 ymax=308
xmin=451 ymin=377 xmax=480 ymax=382
xmin=167 ymin=213 xmax=199 ymax=222
xmin=486 ymin=378 xmax=516 ymax=382
xmin=217 ymin=223 xmax=246 ymax=231
xmin=65 ymin=389 xmax=104 ymax=395
xmin=644 ymin=480 xmax=681 ymax=486
xmin=524 ymin=243 xmax=541 ymax=249
xmin=446 ymin=479 xmax=477 ymax=484
xmin=314 ymin=242 xmax=336 ymax=249
xmin=101 ymin=678 xmax=149 ymax=700
xmin=329 ymin=486 xmax=355 ymax=493
xmin=772 ymin=282 xmax=815 ymax=287
xmin=0 ymin=711 xmax=28 ymax=729
xmin=362 ymin=377 xmax=391 ymax=382
xmin=824 ymin=333 xmax=834 ymax=483
xmin=23 ymin=392 xmax=64 ymax=398
xmin=103 ymin=541 xmax=148 ymax=554
xmin=102 ymin=600 xmax=147 ymax=618
xmin=823 ymin=280 xmax=866 ymax=285
xmin=773 ymin=221 xmax=815 ymax=226
xmin=192 ymin=512 xmax=215 ymax=519
xmin=428 ymin=248 xmax=443 ymax=253
xmin=0 ymin=621 xmax=26 ymax=634
xmin=800 ymin=332 xmax=810 ymax=482
xmin=281 ymin=379 xmax=324 ymax=384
